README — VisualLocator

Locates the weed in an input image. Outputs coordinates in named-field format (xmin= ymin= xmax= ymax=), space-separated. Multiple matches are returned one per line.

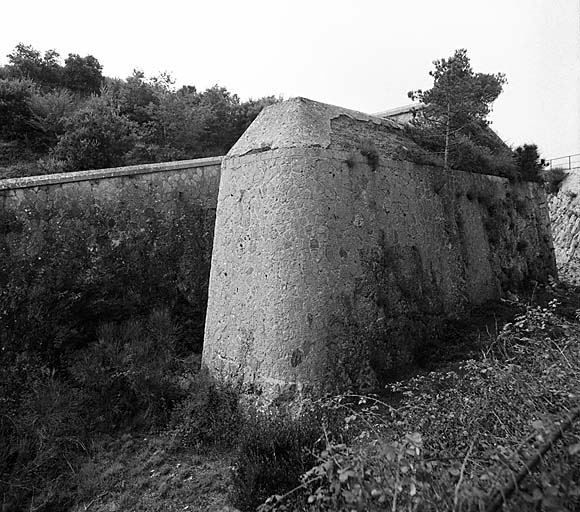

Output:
xmin=543 ymin=167 xmax=568 ymax=194
xmin=0 ymin=368 xmax=87 ymax=511
xmin=231 ymin=404 xmax=346 ymax=511
xmin=70 ymin=308 xmax=182 ymax=431
xmin=168 ymin=370 xmax=241 ymax=451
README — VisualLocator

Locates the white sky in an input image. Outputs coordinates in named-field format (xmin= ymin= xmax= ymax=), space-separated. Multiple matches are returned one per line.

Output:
xmin=2 ymin=0 xmax=579 ymax=160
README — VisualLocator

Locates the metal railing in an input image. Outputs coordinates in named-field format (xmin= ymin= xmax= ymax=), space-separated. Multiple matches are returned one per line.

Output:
xmin=547 ymin=153 xmax=580 ymax=171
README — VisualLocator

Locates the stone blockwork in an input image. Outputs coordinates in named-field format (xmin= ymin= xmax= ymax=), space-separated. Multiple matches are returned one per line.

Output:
xmin=549 ymin=170 xmax=580 ymax=281
xmin=0 ymin=157 xmax=221 ymax=351
xmin=202 ymin=97 xmax=556 ymax=400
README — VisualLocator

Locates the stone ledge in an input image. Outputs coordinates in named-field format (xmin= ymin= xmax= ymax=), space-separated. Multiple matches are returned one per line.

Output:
xmin=0 ymin=156 xmax=224 ymax=191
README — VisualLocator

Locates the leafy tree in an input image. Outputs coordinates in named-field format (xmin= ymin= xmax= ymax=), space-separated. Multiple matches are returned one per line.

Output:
xmin=139 ymin=85 xmax=205 ymax=161
xmin=53 ymin=95 xmax=138 ymax=171
xmin=195 ymin=85 xmax=241 ymax=155
xmin=408 ymin=49 xmax=507 ymax=169
xmin=0 ymin=78 xmax=39 ymax=143
xmin=62 ymin=53 xmax=103 ymax=95
xmin=0 ymin=44 xmax=281 ymax=177
xmin=6 ymin=44 xmax=63 ymax=89
xmin=29 ymin=88 xmax=77 ymax=146
xmin=111 ymin=70 xmax=161 ymax=125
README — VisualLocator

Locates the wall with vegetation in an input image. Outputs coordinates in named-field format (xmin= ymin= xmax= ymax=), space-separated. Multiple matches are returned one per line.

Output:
xmin=203 ymin=98 xmax=556 ymax=400
xmin=0 ymin=157 xmax=221 ymax=361
xmin=548 ymin=170 xmax=580 ymax=281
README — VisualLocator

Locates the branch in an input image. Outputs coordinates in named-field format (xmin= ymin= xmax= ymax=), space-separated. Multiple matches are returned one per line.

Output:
xmin=485 ymin=405 xmax=580 ymax=512
xmin=454 ymin=439 xmax=475 ymax=512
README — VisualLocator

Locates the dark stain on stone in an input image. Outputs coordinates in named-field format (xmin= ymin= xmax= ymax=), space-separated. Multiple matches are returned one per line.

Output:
xmin=290 ymin=348 xmax=303 ymax=367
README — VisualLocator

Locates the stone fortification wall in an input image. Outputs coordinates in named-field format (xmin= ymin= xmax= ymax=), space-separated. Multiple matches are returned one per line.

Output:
xmin=202 ymin=97 xmax=556 ymax=400
xmin=549 ymin=170 xmax=580 ymax=281
xmin=0 ymin=157 xmax=221 ymax=352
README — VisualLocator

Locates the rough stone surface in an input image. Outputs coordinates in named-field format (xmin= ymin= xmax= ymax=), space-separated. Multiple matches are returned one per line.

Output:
xmin=202 ymin=97 xmax=556 ymax=401
xmin=548 ymin=170 xmax=580 ymax=281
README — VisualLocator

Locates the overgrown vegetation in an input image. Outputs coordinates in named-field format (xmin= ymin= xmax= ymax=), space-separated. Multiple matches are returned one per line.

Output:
xmin=4 ymin=278 xmax=580 ymax=511
xmin=406 ymin=49 xmax=548 ymax=183
xmin=0 ymin=43 xmax=279 ymax=178
xmin=1 ymin=187 xmax=215 ymax=362
xmin=408 ymin=48 xmax=507 ymax=172
xmin=0 ymin=309 xmax=179 ymax=510
xmin=2 ymin=44 xmax=577 ymax=512
xmin=257 ymin=283 xmax=580 ymax=512
xmin=543 ymin=166 xmax=569 ymax=194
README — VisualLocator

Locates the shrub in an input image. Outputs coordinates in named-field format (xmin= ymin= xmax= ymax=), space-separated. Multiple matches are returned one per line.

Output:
xmin=231 ymin=402 xmax=349 ymax=512
xmin=450 ymin=135 xmax=518 ymax=178
xmin=29 ymin=88 xmax=77 ymax=145
xmin=543 ymin=167 xmax=568 ymax=194
xmin=0 ymin=192 xmax=212 ymax=364
xmin=168 ymin=370 xmax=241 ymax=450
xmin=230 ymin=410 xmax=324 ymax=511
xmin=0 ymin=368 xmax=87 ymax=511
xmin=62 ymin=53 xmax=103 ymax=95
xmin=514 ymin=144 xmax=545 ymax=182
xmin=0 ymin=78 xmax=39 ymax=143
xmin=70 ymin=309 xmax=182 ymax=430
xmin=52 ymin=95 xmax=138 ymax=171
xmin=404 ymin=124 xmax=518 ymax=179
xmin=261 ymin=293 xmax=580 ymax=512
xmin=284 ymin=432 xmax=426 ymax=512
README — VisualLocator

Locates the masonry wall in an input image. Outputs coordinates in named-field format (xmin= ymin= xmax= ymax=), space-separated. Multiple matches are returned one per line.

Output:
xmin=202 ymin=98 xmax=556 ymax=401
xmin=0 ymin=157 xmax=221 ymax=353
xmin=548 ymin=170 xmax=580 ymax=282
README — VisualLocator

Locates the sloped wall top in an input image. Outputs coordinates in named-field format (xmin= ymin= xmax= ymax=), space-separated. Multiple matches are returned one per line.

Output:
xmin=227 ymin=97 xmax=402 ymax=158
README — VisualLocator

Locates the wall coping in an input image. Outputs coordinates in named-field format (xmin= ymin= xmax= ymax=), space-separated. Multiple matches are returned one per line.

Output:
xmin=0 ymin=156 xmax=224 ymax=191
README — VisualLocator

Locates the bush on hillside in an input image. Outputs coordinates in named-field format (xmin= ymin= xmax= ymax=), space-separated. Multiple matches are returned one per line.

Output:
xmin=0 ymin=307 xmax=193 ymax=510
xmin=0 ymin=366 xmax=87 ymax=511
xmin=404 ymin=122 xmax=519 ymax=179
xmin=168 ymin=370 xmax=241 ymax=450
xmin=52 ymin=95 xmax=138 ymax=171
xmin=543 ymin=166 xmax=568 ymax=194
xmin=514 ymin=143 xmax=545 ymax=182
xmin=258 ymin=293 xmax=580 ymax=512
xmin=69 ymin=309 xmax=182 ymax=430
xmin=0 ymin=78 xmax=39 ymax=143
xmin=230 ymin=402 xmax=350 ymax=512
xmin=0 ymin=187 xmax=212 ymax=365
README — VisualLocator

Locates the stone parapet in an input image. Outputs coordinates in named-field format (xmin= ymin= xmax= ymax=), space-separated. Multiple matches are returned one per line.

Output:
xmin=0 ymin=157 xmax=223 ymax=191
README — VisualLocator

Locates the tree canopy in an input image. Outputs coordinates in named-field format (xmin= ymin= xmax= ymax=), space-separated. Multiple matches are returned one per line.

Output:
xmin=0 ymin=43 xmax=280 ymax=177
xmin=408 ymin=49 xmax=508 ymax=172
